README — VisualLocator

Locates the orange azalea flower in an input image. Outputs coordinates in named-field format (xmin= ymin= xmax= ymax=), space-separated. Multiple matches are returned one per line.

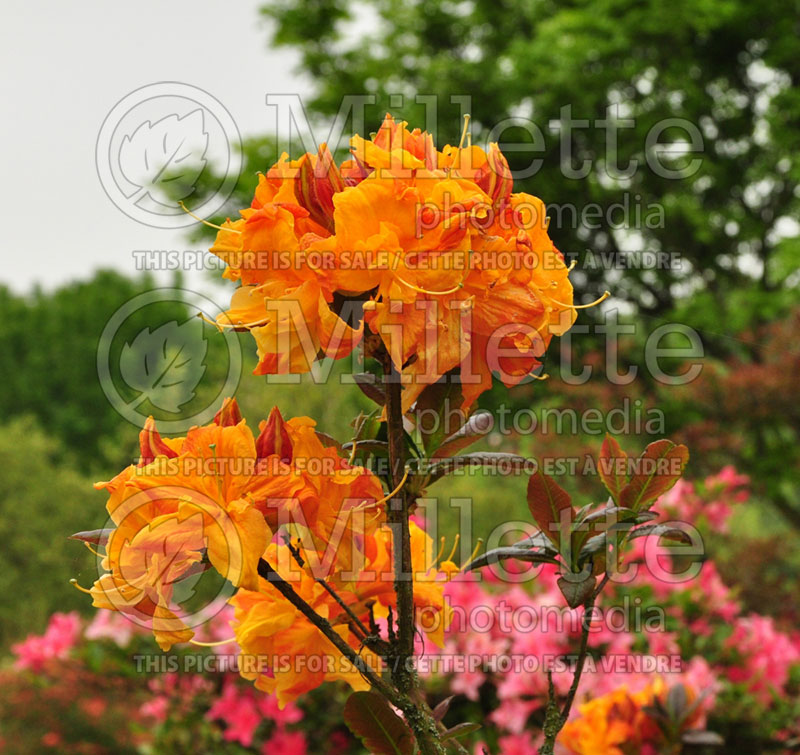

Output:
xmin=206 ymin=114 xmax=578 ymax=409
xmin=558 ymin=679 xmax=696 ymax=755
xmin=83 ymin=399 xmax=384 ymax=650
xmin=231 ymin=520 xmax=451 ymax=706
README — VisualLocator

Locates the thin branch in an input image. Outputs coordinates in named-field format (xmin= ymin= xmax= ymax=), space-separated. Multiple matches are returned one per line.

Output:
xmin=285 ymin=539 xmax=371 ymax=641
xmin=539 ymin=574 xmax=610 ymax=754
xmin=383 ymin=353 xmax=416 ymax=667
xmin=256 ymin=557 xmax=404 ymax=709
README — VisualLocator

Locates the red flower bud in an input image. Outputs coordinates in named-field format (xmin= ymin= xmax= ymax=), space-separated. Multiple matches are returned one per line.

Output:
xmin=213 ymin=397 xmax=243 ymax=427
xmin=138 ymin=417 xmax=178 ymax=466
xmin=256 ymin=407 xmax=293 ymax=464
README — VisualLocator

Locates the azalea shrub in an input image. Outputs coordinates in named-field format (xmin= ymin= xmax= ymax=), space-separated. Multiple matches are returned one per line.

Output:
xmin=4 ymin=466 xmax=797 ymax=753
xmin=56 ymin=114 xmax=796 ymax=754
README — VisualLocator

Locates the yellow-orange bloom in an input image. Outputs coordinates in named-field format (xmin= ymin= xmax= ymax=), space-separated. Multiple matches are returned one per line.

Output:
xmin=231 ymin=520 xmax=452 ymax=706
xmin=85 ymin=399 xmax=385 ymax=650
xmin=558 ymin=679 xmax=703 ymax=755
xmin=207 ymin=114 xmax=577 ymax=409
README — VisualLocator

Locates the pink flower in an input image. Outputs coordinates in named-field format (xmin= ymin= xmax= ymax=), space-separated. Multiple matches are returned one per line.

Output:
xmin=262 ymin=728 xmax=308 ymax=754
xmin=489 ymin=698 xmax=538 ymax=734
xmin=495 ymin=732 xmax=539 ymax=755
xmin=258 ymin=694 xmax=303 ymax=726
xmin=140 ymin=695 xmax=170 ymax=723
xmin=206 ymin=679 xmax=264 ymax=747
xmin=725 ymin=615 xmax=800 ymax=705
xmin=12 ymin=612 xmax=82 ymax=671
xmin=84 ymin=609 xmax=135 ymax=646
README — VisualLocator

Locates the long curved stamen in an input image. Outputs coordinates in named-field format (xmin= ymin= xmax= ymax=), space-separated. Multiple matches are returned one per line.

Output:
xmin=69 ymin=578 xmax=92 ymax=594
xmin=461 ymin=538 xmax=484 ymax=571
xmin=445 ymin=533 xmax=461 ymax=563
xmin=428 ymin=536 xmax=447 ymax=573
xmin=190 ymin=637 xmax=237 ymax=647
xmin=532 ymin=372 xmax=550 ymax=381
xmin=550 ymin=290 xmax=611 ymax=310
xmin=375 ymin=468 xmax=410 ymax=506
xmin=84 ymin=542 xmax=103 ymax=558
xmin=395 ymin=273 xmax=464 ymax=296
xmin=355 ymin=468 xmax=411 ymax=512
xmin=567 ymin=259 xmax=577 ymax=272
xmin=458 ymin=114 xmax=471 ymax=151
xmin=199 ymin=310 xmax=272 ymax=331
xmin=178 ymin=201 xmax=241 ymax=234
xmin=348 ymin=438 xmax=359 ymax=466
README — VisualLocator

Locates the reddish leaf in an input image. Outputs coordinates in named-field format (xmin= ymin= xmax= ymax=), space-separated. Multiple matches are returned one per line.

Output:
xmin=619 ymin=440 xmax=689 ymax=512
xmin=432 ymin=696 xmax=455 ymax=722
xmin=69 ymin=528 xmax=112 ymax=546
xmin=433 ymin=410 xmax=494 ymax=458
xmin=557 ymin=573 xmax=596 ymax=608
xmin=343 ymin=691 xmax=416 ymax=755
xmin=598 ymin=433 xmax=629 ymax=503
xmin=527 ymin=470 xmax=573 ymax=544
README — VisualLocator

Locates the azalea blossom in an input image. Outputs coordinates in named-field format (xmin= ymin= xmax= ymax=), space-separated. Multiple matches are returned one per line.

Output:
xmin=206 ymin=114 xmax=580 ymax=409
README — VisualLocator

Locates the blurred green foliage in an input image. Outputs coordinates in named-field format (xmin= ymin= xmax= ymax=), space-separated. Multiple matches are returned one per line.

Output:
xmin=0 ymin=417 xmax=97 ymax=648
xmin=261 ymin=0 xmax=800 ymax=337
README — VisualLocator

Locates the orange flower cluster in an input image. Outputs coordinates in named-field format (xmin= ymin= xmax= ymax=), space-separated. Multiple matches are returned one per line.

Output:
xmin=558 ymin=679 xmax=703 ymax=755
xmin=80 ymin=398 xmax=451 ymax=702
xmin=232 ymin=519 xmax=452 ymax=706
xmin=209 ymin=115 xmax=576 ymax=410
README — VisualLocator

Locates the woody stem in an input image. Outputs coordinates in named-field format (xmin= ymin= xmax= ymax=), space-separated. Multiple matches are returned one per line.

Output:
xmin=383 ymin=354 xmax=416 ymax=668
xmin=538 ymin=575 xmax=609 ymax=754
xmin=382 ymin=354 xmax=445 ymax=755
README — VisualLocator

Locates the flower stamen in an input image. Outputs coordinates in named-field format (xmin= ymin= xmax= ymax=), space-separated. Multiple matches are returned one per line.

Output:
xmin=69 ymin=578 xmax=92 ymax=595
xmin=189 ymin=637 xmax=237 ymax=647
xmin=458 ymin=114 xmax=471 ymax=151
xmin=178 ymin=201 xmax=241 ymax=234
xmin=550 ymin=290 xmax=611 ymax=310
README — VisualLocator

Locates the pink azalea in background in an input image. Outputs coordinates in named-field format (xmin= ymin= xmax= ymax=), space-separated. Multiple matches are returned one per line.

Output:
xmin=261 ymin=727 xmax=308 ymax=755
xmin=12 ymin=611 xmax=81 ymax=671
xmin=84 ymin=608 xmax=136 ymax=646
xmin=139 ymin=695 xmax=170 ymax=723
xmin=495 ymin=732 xmax=540 ymax=754
xmin=725 ymin=615 xmax=800 ymax=705
xmin=206 ymin=677 xmax=304 ymax=746
xmin=258 ymin=692 xmax=303 ymax=726
xmin=206 ymin=679 xmax=265 ymax=747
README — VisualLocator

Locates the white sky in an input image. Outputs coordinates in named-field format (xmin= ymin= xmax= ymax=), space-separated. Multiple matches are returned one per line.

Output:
xmin=0 ymin=0 xmax=310 ymax=295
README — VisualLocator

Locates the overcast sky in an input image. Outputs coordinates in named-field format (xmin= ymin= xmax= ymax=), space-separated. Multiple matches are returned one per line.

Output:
xmin=1 ymin=0 xmax=310 ymax=295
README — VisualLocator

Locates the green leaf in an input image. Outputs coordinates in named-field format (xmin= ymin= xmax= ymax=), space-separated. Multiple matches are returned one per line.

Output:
xmin=413 ymin=375 xmax=465 ymax=454
xmin=315 ymin=431 xmax=342 ymax=450
xmin=432 ymin=696 xmax=454 ymax=722
xmin=353 ymin=372 xmax=386 ymax=406
xmin=343 ymin=691 xmax=416 ymax=755
xmin=619 ymin=440 xmax=689 ymax=511
xmin=441 ymin=722 xmax=481 ymax=741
